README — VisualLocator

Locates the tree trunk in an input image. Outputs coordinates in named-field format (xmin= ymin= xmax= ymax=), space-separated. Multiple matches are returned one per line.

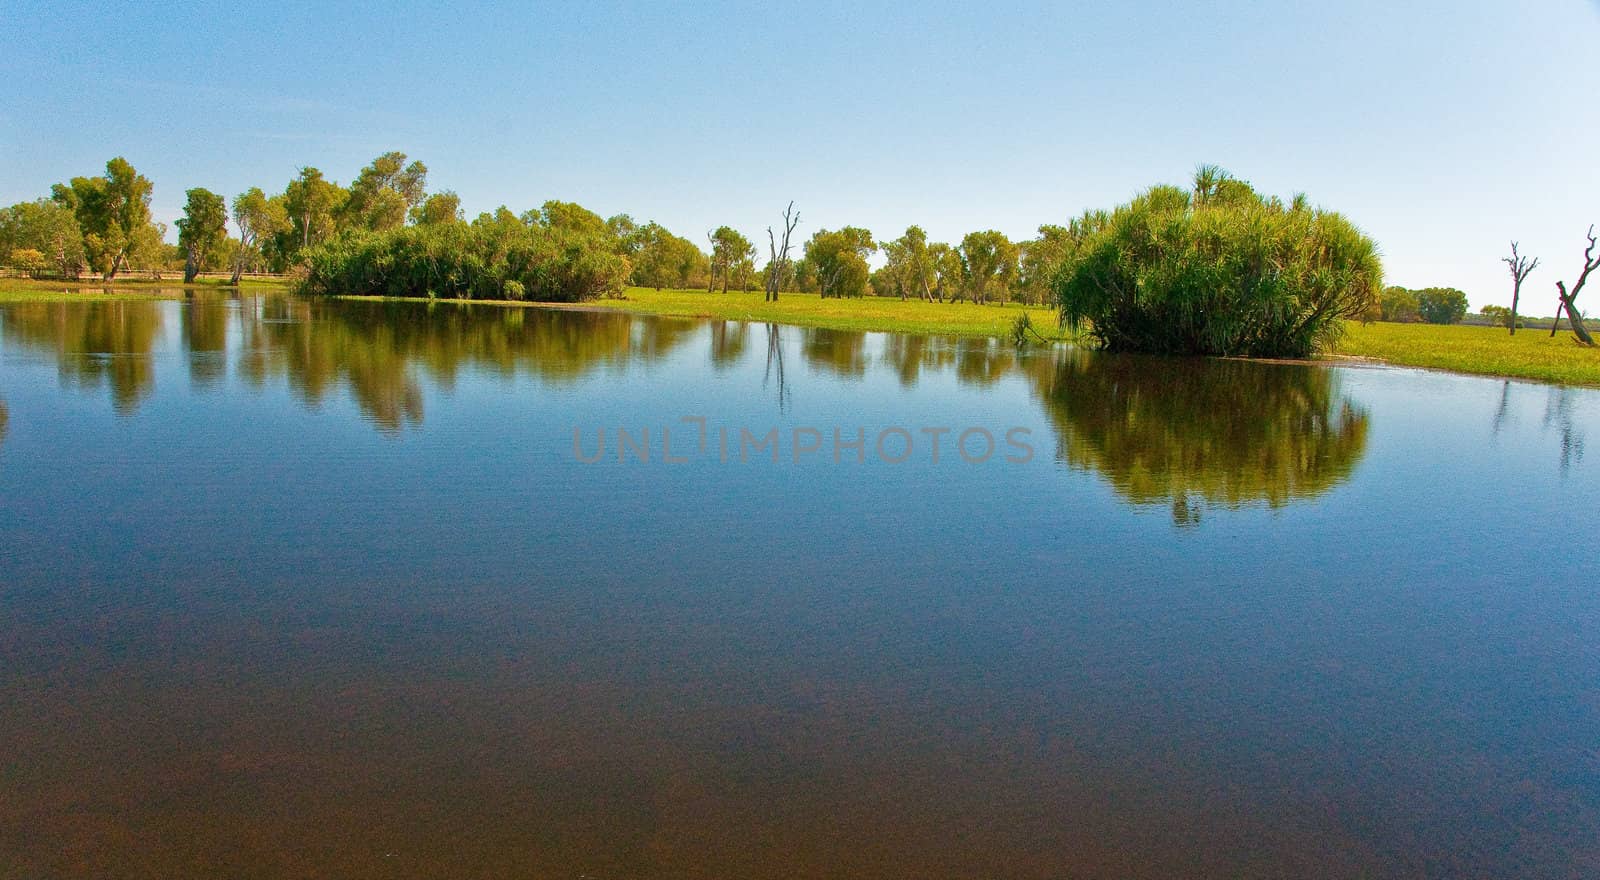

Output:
xmin=1509 ymin=279 xmax=1520 ymax=336
xmin=1550 ymin=300 xmax=1564 ymax=338
xmin=1561 ymin=292 xmax=1594 ymax=345
xmin=184 ymin=249 xmax=199 ymax=284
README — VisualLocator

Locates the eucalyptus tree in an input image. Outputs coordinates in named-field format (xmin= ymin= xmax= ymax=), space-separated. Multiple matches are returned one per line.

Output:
xmin=958 ymin=230 xmax=1016 ymax=304
xmin=284 ymin=167 xmax=344 ymax=252
xmin=176 ymin=188 xmax=228 ymax=282
xmin=51 ymin=157 xmax=156 ymax=279
xmin=606 ymin=214 xmax=640 ymax=255
xmin=805 ymin=226 xmax=874 ymax=299
xmin=882 ymin=225 xmax=935 ymax=301
xmin=342 ymin=151 xmax=428 ymax=231
xmin=707 ymin=226 xmax=754 ymax=293
xmin=1416 ymin=288 xmax=1469 ymax=324
xmin=931 ymin=243 xmax=962 ymax=302
xmin=231 ymin=188 xmax=290 ymax=281
xmin=1501 ymin=242 xmax=1538 ymax=336
xmin=0 ymin=199 xmax=86 ymax=277
xmin=1017 ymin=225 xmax=1071 ymax=305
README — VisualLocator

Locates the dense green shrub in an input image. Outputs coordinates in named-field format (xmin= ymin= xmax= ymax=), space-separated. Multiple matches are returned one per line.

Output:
xmin=1379 ymin=286 xmax=1420 ymax=322
xmin=299 ymin=209 xmax=629 ymax=302
xmin=1416 ymin=287 xmax=1469 ymax=324
xmin=1052 ymin=169 xmax=1383 ymax=357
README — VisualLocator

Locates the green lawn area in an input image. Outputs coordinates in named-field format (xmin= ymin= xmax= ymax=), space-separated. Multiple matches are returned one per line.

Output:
xmin=1335 ymin=321 xmax=1600 ymax=386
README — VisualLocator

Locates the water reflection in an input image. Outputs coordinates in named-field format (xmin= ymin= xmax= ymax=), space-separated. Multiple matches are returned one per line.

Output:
xmin=1031 ymin=351 xmax=1370 ymax=524
xmin=0 ymin=300 xmax=164 ymax=414
xmin=0 ymin=296 xmax=1377 ymax=508
xmin=1542 ymin=385 xmax=1587 ymax=473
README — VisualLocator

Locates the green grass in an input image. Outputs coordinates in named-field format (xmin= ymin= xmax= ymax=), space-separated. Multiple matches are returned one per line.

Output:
xmin=1335 ymin=321 xmax=1600 ymax=386
xmin=0 ymin=275 xmax=291 ymax=302
xmin=586 ymin=287 xmax=1070 ymax=339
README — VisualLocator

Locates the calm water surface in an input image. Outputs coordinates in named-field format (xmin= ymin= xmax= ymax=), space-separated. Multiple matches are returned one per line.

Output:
xmin=1 ymin=293 xmax=1597 ymax=878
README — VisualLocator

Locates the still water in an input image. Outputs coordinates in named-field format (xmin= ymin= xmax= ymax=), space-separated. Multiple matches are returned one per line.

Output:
xmin=0 ymin=293 xmax=1597 ymax=878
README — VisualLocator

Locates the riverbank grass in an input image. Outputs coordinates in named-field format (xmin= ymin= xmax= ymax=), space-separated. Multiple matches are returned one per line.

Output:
xmin=1335 ymin=321 xmax=1600 ymax=386
xmin=593 ymin=287 xmax=1068 ymax=339
xmin=0 ymin=275 xmax=291 ymax=302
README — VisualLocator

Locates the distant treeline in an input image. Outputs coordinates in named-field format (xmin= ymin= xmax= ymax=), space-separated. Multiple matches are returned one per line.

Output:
xmin=2 ymin=154 xmax=1395 ymax=356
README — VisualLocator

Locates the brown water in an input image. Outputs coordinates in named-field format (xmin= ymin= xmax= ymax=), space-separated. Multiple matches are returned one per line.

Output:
xmin=0 ymin=293 xmax=1597 ymax=878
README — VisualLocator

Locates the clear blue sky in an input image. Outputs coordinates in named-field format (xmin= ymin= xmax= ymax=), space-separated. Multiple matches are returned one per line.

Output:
xmin=3 ymin=0 xmax=1597 ymax=309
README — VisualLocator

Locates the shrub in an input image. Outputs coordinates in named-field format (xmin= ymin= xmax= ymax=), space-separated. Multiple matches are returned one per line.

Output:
xmin=299 ymin=213 xmax=629 ymax=302
xmin=1417 ymin=287 xmax=1469 ymax=324
xmin=1380 ymin=286 xmax=1420 ymax=322
xmin=1052 ymin=169 xmax=1382 ymax=357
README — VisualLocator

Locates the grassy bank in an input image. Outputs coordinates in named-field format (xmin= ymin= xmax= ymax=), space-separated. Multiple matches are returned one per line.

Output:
xmin=1336 ymin=321 xmax=1600 ymax=386
xmin=592 ymin=287 xmax=1070 ymax=339
xmin=0 ymin=275 xmax=291 ymax=302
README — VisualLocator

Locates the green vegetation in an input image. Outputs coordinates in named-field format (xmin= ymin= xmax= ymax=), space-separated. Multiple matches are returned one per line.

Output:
xmin=1338 ymin=321 xmax=1600 ymax=386
xmin=1053 ymin=167 xmax=1383 ymax=357
xmin=1378 ymin=286 xmax=1420 ymax=322
xmin=176 ymin=188 xmax=227 ymax=283
xmin=299 ymin=202 xmax=630 ymax=301
xmin=1416 ymin=287 xmax=1469 ymax=324
xmin=0 ymin=275 xmax=289 ymax=303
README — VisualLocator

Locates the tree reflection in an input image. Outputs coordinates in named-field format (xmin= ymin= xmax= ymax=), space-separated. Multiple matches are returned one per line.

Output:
xmin=800 ymin=328 xmax=868 ymax=378
xmin=0 ymin=300 xmax=166 ymax=414
xmin=181 ymin=294 xmax=231 ymax=388
xmin=1031 ymin=350 xmax=1369 ymax=524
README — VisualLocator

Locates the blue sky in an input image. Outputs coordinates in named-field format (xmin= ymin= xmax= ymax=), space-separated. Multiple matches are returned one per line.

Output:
xmin=2 ymin=0 xmax=1597 ymax=308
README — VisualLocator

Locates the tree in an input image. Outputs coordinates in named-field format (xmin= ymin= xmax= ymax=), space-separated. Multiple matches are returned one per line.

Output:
xmin=805 ymin=227 xmax=874 ymax=299
xmin=284 ymin=167 xmax=344 ymax=253
xmin=1549 ymin=224 xmax=1598 ymax=346
xmin=0 ymin=199 xmax=86 ymax=277
xmin=707 ymin=226 xmax=754 ymax=293
xmin=231 ymin=187 xmax=290 ymax=281
xmin=1017 ymin=225 xmax=1071 ymax=305
xmin=52 ymin=157 xmax=156 ymax=279
xmin=1054 ymin=169 xmax=1382 ymax=357
xmin=1480 ymin=304 xmax=1514 ymax=328
xmin=413 ymin=191 xmax=462 ymax=226
xmin=959 ymin=230 xmax=1017 ymax=304
xmin=764 ymin=202 xmax=800 ymax=303
xmin=176 ymin=188 xmax=228 ymax=282
xmin=606 ymin=214 xmax=640 ymax=256
xmin=9 ymin=248 xmax=47 ymax=274
xmin=1501 ymin=241 xmax=1539 ymax=336
xmin=342 ymin=151 xmax=428 ymax=231
xmin=881 ymin=226 xmax=936 ymax=301
xmin=931 ymin=243 xmax=962 ymax=302
xmin=1416 ymin=287 xmax=1469 ymax=324
xmin=1379 ymin=286 xmax=1420 ymax=322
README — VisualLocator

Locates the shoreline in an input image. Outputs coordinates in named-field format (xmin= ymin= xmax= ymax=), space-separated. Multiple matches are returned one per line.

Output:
xmin=2 ymin=281 xmax=1594 ymax=387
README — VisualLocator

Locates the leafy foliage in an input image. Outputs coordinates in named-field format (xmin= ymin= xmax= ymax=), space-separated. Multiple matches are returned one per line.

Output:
xmin=1053 ymin=168 xmax=1383 ymax=357
xmin=1415 ymin=287 xmax=1469 ymax=324
xmin=176 ymin=188 xmax=228 ymax=276
xmin=299 ymin=203 xmax=630 ymax=302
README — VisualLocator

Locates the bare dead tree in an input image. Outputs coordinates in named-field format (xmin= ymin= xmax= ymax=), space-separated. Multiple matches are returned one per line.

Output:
xmin=1549 ymin=225 xmax=1597 ymax=345
xmin=1501 ymin=241 xmax=1538 ymax=336
xmin=764 ymin=202 xmax=800 ymax=303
